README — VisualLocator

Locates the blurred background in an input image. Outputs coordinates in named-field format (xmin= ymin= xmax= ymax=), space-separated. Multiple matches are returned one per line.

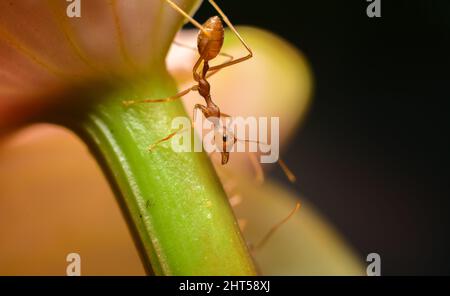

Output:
xmin=191 ymin=0 xmax=450 ymax=275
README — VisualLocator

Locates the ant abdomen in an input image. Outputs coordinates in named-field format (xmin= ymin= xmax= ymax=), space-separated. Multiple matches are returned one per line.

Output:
xmin=197 ymin=16 xmax=224 ymax=61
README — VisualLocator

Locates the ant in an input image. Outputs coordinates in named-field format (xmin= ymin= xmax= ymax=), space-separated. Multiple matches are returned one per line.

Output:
xmin=125 ymin=0 xmax=301 ymax=254
xmin=124 ymin=0 xmax=296 ymax=183
xmin=123 ymin=0 xmax=252 ymax=165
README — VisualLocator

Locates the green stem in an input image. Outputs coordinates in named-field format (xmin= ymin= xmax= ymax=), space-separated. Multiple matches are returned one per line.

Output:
xmin=63 ymin=72 xmax=256 ymax=275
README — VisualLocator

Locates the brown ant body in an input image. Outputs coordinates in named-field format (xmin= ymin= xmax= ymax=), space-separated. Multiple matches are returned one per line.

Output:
xmin=124 ymin=0 xmax=295 ymax=182
xmin=124 ymin=0 xmax=252 ymax=165
xmin=124 ymin=0 xmax=300 ymax=253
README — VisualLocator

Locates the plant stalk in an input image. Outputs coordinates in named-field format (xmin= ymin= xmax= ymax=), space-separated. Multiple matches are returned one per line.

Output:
xmin=64 ymin=73 xmax=256 ymax=275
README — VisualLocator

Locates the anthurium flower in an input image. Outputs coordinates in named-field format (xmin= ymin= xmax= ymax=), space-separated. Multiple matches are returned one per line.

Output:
xmin=0 ymin=0 xmax=363 ymax=275
xmin=0 ymin=0 xmax=201 ymax=131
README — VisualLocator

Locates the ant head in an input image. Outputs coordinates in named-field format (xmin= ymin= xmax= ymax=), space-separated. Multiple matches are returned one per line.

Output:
xmin=221 ymin=152 xmax=230 ymax=165
xmin=214 ymin=127 xmax=236 ymax=164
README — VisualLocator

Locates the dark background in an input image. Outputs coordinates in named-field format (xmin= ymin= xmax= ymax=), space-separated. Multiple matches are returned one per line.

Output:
xmin=194 ymin=0 xmax=450 ymax=275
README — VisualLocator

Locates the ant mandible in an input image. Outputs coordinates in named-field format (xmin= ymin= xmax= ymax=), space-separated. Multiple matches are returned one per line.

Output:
xmin=123 ymin=0 xmax=252 ymax=165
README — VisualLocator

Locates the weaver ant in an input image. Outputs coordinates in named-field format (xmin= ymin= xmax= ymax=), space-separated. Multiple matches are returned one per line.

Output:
xmin=124 ymin=0 xmax=295 ymax=182
xmin=124 ymin=0 xmax=251 ymax=165
xmin=125 ymin=0 xmax=300 ymax=255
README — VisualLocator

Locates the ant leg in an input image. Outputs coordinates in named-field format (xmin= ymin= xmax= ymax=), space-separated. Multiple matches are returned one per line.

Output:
xmin=192 ymin=103 xmax=208 ymax=125
xmin=232 ymin=135 xmax=297 ymax=183
xmin=148 ymin=126 xmax=189 ymax=151
xmin=206 ymin=52 xmax=233 ymax=78
xmin=278 ymin=159 xmax=297 ymax=183
xmin=206 ymin=0 xmax=253 ymax=72
xmin=172 ymin=41 xmax=234 ymax=78
xmin=163 ymin=0 xmax=210 ymax=36
xmin=251 ymin=202 xmax=301 ymax=252
xmin=226 ymin=132 xmax=265 ymax=183
xmin=122 ymin=85 xmax=198 ymax=106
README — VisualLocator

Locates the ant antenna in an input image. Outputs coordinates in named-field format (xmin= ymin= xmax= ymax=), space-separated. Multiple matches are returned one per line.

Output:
xmin=164 ymin=0 xmax=210 ymax=36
